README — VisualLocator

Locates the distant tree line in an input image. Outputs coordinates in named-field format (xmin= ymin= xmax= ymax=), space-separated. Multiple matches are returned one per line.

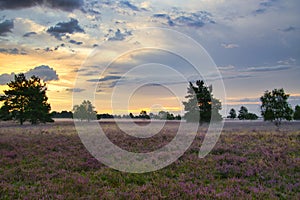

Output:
xmin=51 ymin=111 xmax=73 ymax=118
xmin=227 ymin=88 xmax=300 ymax=126
xmin=1 ymin=75 xmax=300 ymax=126
xmin=71 ymin=101 xmax=182 ymax=121
xmin=227 ymin=107 xmax=258 ymax=120
xmin=127 ymin=110 xmax=181 ymax=120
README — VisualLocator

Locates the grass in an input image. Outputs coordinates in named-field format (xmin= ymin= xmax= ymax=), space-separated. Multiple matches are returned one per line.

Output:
xmin=0 ymin=121 xmax=299 ymax=199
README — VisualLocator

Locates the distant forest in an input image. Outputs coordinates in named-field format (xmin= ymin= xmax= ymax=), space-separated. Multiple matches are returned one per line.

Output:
xmin=51 ymin=110 xmax=182 ymax=121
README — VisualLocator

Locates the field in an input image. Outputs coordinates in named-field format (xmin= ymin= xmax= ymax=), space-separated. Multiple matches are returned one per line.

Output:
xmin=0 ymin=120 xmax=299 ymax=199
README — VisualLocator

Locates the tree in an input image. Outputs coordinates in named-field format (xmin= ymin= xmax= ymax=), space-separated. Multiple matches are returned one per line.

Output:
xmin=51 ymin=111 xmax=73 ymax=118
xmin=129 ymin=113 xmax=134 ymax=119
xmin=238 ymin=106 xmax=258 ymax=120
xmin=260 ymin=88 xmax=293 ymax=126
xmin=73 ymin=100 xmax=97 ymax=121
xmin=139 ymin=110 xmax=150 ymax=119
xmin=183 ymin=80 xmax=222 ymax=123
xmin=238 ymin=106 xmax=248 ymax=120
xmin=228 ymin=108 xmax=237 ymax=119
xmin=246 ymin=113 xmax=259 ymax=120
xmin=0 ymin=74 xmax=53 ymax=125
xmin=293 ymin=105 xmax=300 ymax=120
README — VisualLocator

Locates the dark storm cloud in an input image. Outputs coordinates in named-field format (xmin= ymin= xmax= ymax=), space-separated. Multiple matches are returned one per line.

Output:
xmin=0 ymin=0 xmax=84 ymax=11
xmin=0 ymin=65 xmax=59 ymax=85
xmin=0 ymin=19 xmax=14 ymax=36
xmin=47 ymin=18 xmax=84 ymax=40
xmin=152 ymin=10 xmax=214 ymax=28
xmin=107 ymin=29 xmax=132 ymax=41
xmin=23 ymin=31 xmax=37 ymax=37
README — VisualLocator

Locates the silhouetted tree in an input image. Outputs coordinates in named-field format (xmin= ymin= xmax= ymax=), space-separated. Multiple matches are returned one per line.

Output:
xmin=238 ymin=106 xmax=248 ymax=120
xmin=293 ymin=105 xmax=300 ymax=120
xmin=97 ymin=113 xmax=114 ymax=119
xmin=228 ymin=108 xmax=237 ymax=119
xmin=0 ymin=74 xmax=53 ymax=125
xmin=260 ymin=88 xmax=293 ymax=126
xmin=139 ymin=110 xmax=150 ymax=119
xmin=73 ymin=100 xmax=97 ymax=122
xmin=129 ymin=113 xmax=134 ymax=119
xmin=183 ymin=80 xmax=222 ymax=123
xmin=51 ymin=111 xmax=73 ymax=118
xmin=246 ymin=113 xmax=259 ymax=120
xmin=238 ymin=106 xmax=258 ymax=120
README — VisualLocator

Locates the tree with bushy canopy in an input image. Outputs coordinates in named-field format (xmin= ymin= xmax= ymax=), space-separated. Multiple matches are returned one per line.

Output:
xmin=183 ymin=80 xmax=222 ymax=123
xmin=238 ymin=106 xmax=258 ymax=120
xmin=73 ymin=100 xmax=97 ymax=121
xmin=293 ymin=105 xmax=300 ymax=120
xmin=0 ymin=74 xmax=53 ymax=125
xmin=260 ymin=88 xmax=293 ymax=126
xmin=228 ymin=108 xmax=237 ymax=119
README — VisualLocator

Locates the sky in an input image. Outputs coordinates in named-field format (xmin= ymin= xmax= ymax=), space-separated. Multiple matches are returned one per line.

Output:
xmin=0 ymin=0 xmax=299 ymax=116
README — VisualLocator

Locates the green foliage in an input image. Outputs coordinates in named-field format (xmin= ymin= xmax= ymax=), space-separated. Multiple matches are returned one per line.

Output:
xmin=158 ymin=111 xmax=178 ymax=120
xmin=260 ymin=88 xmax=293 ymax=126
xmin=183 ymin=80 xmax=222 ymax=123
xmin=51 ymin=111 xmax=73 ymax=118
xmin=0 ymin=73 xmax=53 ymax=125
xmin=293 ymin=105 xmax=300 ymax=120
xmin=238 ymin=106 xmax=258 ymax=120
xmin=73 ymin=100 xmax=97 ymax=121
xmin=228 ymin=108 xmax=237 ymax=119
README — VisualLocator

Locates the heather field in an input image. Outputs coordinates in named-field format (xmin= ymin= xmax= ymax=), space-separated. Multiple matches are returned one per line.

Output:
xmin=0 ymin=121 xmax=299 ymax=199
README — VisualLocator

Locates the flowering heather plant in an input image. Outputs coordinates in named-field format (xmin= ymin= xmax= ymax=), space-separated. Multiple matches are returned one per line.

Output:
xmin=0 ymin=121 xmax=299 ymax=199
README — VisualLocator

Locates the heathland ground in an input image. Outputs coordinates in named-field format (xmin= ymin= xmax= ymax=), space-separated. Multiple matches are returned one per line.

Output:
xmin=0 ymin=120 xmax=299 ymax=199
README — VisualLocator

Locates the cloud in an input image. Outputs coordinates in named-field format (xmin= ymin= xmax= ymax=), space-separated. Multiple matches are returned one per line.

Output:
xmin=218 ymin=65 xmax=235 ymax=70
xmin=152 ymin=10 xmax=214 ymax=28
xmin=0 ymin=19 xmax=14 ymax=36
xmin=23 ymin=31 xmax=37 ymax=37
xmin=289 ymin=94 xmax=300 ymax=102
xmin=119 ymin=0 xmax=140 ymax=11
xmin=281 ymin=26 xmax=296 ymax=32
xmin=26 ymin=65 xmax=59 ymax=81
xmin=253 ymin=0 xmax=278 ymax=15
xmin=277 ymin=58 xmax=296 ymax=65
xmin=253 ymin=8 xmax=266 ymax=15
xmin=87 ymin=75 xmax=122 ymax=83
xmin=221 ymin=43 xmax=239 ymax=49
xmin=0 ymin=65 xmax=59 ymax=85
xmin=69 ymin=39 xmax=83 ymax=45
xmin=65 ymin=88 xmax=85 ymax=93
xmin=245 ymin=65 xmax=293 ymax=72
xmin=107 ymin=29 xmax=132 ymax=41
xmin=0 ymin=48 xmax=26 ymax=55
xmin=0 ymin=0 xmax=84 ymax=11
xmin=234 ymin=98 xmax=260 ymax=103
xmin=47 ymin=18 xmax=84 ymax=40
xmin=0 ymin=73 xmax=14 ymax=85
